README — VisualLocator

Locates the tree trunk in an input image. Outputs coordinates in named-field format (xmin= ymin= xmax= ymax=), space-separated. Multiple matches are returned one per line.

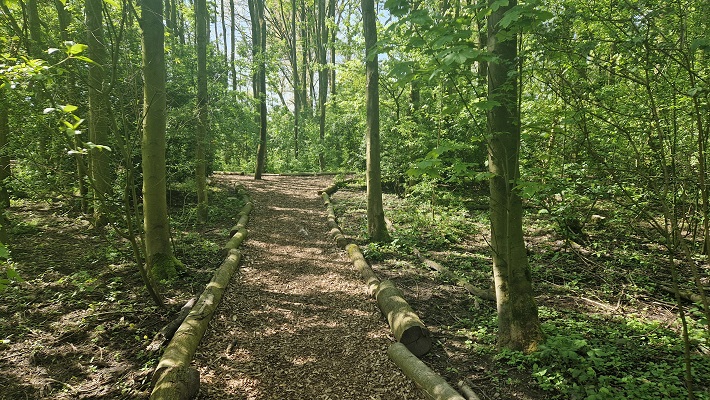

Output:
xmin=230 ymin=0 xmax=237 ymax=91
xmin=291 ymin=0 xmax=300 ymax=158
xmin=362 ymin=0 xmax=388 ymax=242
xmin=220 ymin=0 xmax=229 ymax=68
xmin=140 ymin=0 xmax=180 ymax=281
xmin=0 ymin=88 xmax=10 ymax=243
xmin=86 ymin=0 xmax=113 ymax=226
xmin=375 ymin=280 xmax=432 ymax=356
xmin=195 ymin=0 xmax=209 ymax=223
xmin=55 ymin=0 xmax=88 ymax=213
xmin=328 ymin=0 xmax=337 ymax=96
xmin=250 ymin=0 xmax=267 ymax=179
xmin=150 ymin=249 xmax=243 ymax=400
xmin=317 ymin=0 xmax=328 ymax=171
xmin=486 ymin=0 xmax=542 ymax=353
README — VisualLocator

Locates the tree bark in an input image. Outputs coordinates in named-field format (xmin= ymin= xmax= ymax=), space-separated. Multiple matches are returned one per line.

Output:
xmin=362 ymin=0 xmax=388 ymax=242
xmin=486 ymin=0 xmax=542 ymax=352
xmin=376 ymin=280 xmax=432 ymax=356
xmin=150 ymin=249 xmax=242 ymax=400
xmin=229 ymin=198 xmax=253 ymax=236
xmin=291 ymin=0 xmax=301 ymax=158
xmin=250 ymin=0 xmax=268 ymax=179
xmin=387 ymin=343 xmax=465 ymax=400
xmin=0 ymin=88 xmax=9 ymax=243
xmin=346 ymin=243 xmax=380 ymax=294
xmin=86 ymin=0 xmax=113 ymax=226
xmin=140 ymin=0 xmax=179 ymax=281
xmin=230 ymin=0 xmax=237 ymax=91
xmin=317 ymin=0 xmax=328 ymax=171
xmin=195 ymin=0 xmax=209 ymax=223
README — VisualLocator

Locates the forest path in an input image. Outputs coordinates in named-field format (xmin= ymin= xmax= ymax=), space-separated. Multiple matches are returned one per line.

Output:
xmin=193 ymin=174 xmax=423 ymax=399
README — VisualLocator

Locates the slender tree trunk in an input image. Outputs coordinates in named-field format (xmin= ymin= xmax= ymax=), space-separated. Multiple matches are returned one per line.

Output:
xmin=249 ymin=0 xmax=267 ymax=179
xmin=486 ymin=0 xmax=542 ymax=352
xmin=328 ymin=0 xmax=336 ymax=95
xmin=300 ymin=0 xmax=310 ymax=116
xmin=140 ymin=0 xmax=180 ymax=281
xmin=86 ymin=0 xmax=113 ymax=226
xmin=26 ymin=0 xmax=42 ymax=56
xmin=195 ymin=0 xmax=209 ymax=222
xmin=291 ymin=0 xmax=301 ymax=158
xmin=362 ymin=0 xmax=388 ymax=242
xmin=317 ymin=0 xmax=328 ymax=170
xmin=230 ymin=0 xmax=237 ymax=91
xmin=0 ymin=88 xmax=10 ymax=243
xmin=55 ymin=0 xmax=88 ymax=213
xmin=220 ymin=0 xmax=229 ymax=68
xmin=164 ymin=0 xmax=173 ymax=32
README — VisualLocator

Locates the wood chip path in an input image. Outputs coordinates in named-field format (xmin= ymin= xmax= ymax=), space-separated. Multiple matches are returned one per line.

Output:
xmin=193 ymin=175 xmax=425 ymax=399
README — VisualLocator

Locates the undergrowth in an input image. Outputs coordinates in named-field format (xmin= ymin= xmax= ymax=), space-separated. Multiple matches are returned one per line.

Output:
xmin=335 ymin=181 xmax=710 ymax=400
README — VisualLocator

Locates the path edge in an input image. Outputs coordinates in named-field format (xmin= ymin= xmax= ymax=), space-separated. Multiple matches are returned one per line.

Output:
xmin=320 ymin=185 xmax=471 ymax=399
xmin=149 ymin=196 xmax=253 ymax=400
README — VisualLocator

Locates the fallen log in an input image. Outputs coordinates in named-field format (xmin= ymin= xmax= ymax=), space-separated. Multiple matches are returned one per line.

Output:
xmin=457 ymin=380 xmax=482 ymax=400
xmin=388 ymin=342 xmax=465 ymax=400
xmin=146 ymin=297 xmax=197 ymax=352
xmin=412 ymin=247 xmax=495 ymax=302
xmin=317 ymin=177 xmax=357 ymax=196
xmin=224 ymin=228 xmax=248 ymax=250
xmin=322 ymin=192 xmax=349 ymax=248
xmin=229 ymin=199 xmax=253 ymax=236
xmin=150 ymin=249 xmax=242 ymax=400
xmin=660 ymin=285 xmax=708 ymax=309
xmin=376 ymin=280 xmax=432 ymax=357
xmin=346 ymin=243 xmax=380 ymax=295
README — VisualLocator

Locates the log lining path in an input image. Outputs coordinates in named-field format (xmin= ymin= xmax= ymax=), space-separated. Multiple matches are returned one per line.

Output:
xmin=193 ymin=174 xmax=425 ymax=399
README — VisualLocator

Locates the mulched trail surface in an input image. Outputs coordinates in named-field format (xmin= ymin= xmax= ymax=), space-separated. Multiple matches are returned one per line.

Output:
xmin=193 ymin=175 xmax=424 ymax=399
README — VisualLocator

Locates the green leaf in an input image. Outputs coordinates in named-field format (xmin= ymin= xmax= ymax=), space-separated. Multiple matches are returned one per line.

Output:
xmin=384 ymin=0 xmax=409 ymax=17
xmin=499 ymin=6 xmax=522 ymax=28
xmin=490 ymin=0 xmax=509 ymax=12
xmin=43 ymin=107 xmax=56 ymax=114
xmin=3 ymin=0 xmax=19 ymax=10
xmin=6 ymin=267 xmax=22 ymax=281
xmin=47 ymin=48 xmax=61 ymax=55
xmin=72 ymin=55 xmax=97 ymax=65
xmin=60 ymin=104 xmax=78 ymax=113
xmin=471 ymin=99 xmax=500 ymax=110
xmin=68 ymin=43 xmax=88 ymax=55
xmin=474 ymin=171 xmax=495 ymax=182
xmin=388 ymin=61 xmax=415 ymax=80
xmin=0 ymin=242 xmax=9 ymax=259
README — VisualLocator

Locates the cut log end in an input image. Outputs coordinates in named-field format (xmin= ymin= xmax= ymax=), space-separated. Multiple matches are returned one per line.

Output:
xmin=400 ymin=325 xmax=433 ymax=357
xmin=376 ymin=280 xmax=432 ymax=356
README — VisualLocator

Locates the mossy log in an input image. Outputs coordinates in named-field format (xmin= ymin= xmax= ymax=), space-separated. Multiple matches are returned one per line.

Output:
xmin=229 ymin=199 xmax=253 ymax=236
xmin=376 ymin=280 xmax=432 ymax=356
xmin=322 ymin=192 xmax=349 ymax=248
xmin=224 ymin=228 xmax=248 ymax=250
xmin=150 ymin=249 xmax=242 ymax=400
xmin=346 ymin=243 xmax=380 ymax=295
xmin=660 ymin=285 xmax=708 ymax=309
xmin=388 ymin=342 xmax=465 ymax=400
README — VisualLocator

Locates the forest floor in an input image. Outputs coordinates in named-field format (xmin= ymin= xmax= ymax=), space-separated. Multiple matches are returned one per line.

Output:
xmin=1 ymin=174 xmax=708 ymax=399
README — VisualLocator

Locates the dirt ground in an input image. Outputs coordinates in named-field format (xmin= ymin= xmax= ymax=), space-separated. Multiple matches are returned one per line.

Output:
xmin=1 ymin=174 xmax=546 ymax=399
xmin=194 ymin=175 xmax=425 ymax=399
